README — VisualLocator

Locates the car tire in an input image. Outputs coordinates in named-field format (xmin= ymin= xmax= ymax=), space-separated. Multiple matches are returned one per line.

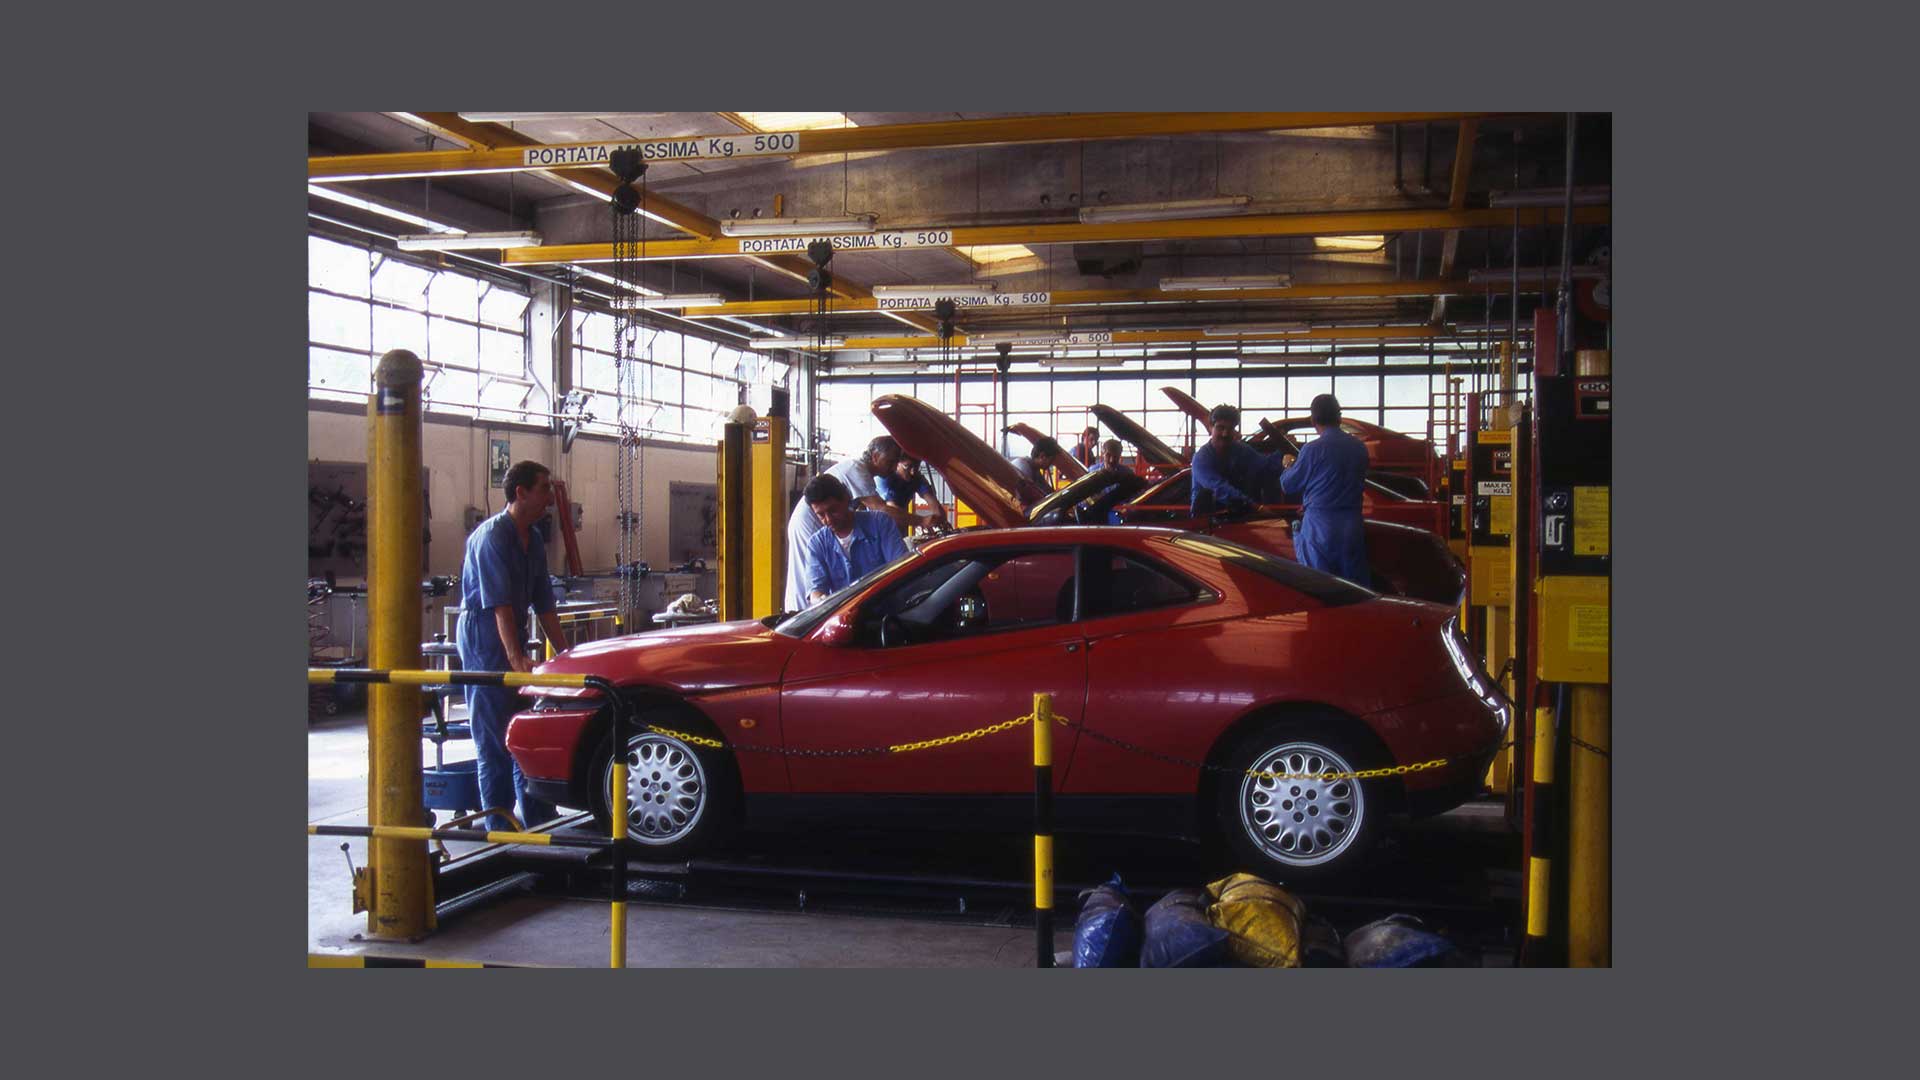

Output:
xmin=586 ymin=709 xmax=737 ymax=861
xmin=1214 ymin=715 xmax=1388 ymax=882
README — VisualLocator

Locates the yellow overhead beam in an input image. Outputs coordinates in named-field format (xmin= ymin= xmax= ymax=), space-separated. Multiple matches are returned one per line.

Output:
xmin=390 ymin=113 xmax=935 ymax=332
xmin=679 ymin=279 xmax=1489 ymax=318
xmin=831 ymin=325 xmax=1447 ymax=352
xmin=506 ymin=206 xmax=1610 ymax=266
xmin=1435 ymin=119 xmax=1482 ymax=324
xmin=315 ymin=112 xmax=1507 ymax=183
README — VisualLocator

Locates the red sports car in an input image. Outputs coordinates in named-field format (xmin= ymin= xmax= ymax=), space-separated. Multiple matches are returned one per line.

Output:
xmin=507 ymin=526 xmax=1508 ymax=879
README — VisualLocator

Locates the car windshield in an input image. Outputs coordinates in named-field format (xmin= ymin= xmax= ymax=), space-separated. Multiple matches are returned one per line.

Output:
xmin=771 ymin=549 xmax=922 ymax=638
xmin=1165 ymin=534 xmax=1374 ymax=606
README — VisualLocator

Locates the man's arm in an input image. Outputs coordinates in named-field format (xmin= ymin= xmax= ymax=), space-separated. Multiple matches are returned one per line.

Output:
xmin=877 ymin=517 xmax=910 ymax=562
xmin=857 ymin=494 xmax=912 ymax=527
xmin=494 ymin=606 xmax=532 ymax=673
xmin=1277 ymin=442 xmax=1313 ymax=498
xmin=537 ymin=609 xmax=569 ymax=659
xmin=915 ymin=479 xmax=949 ymax=525
xmin=803 ymin=529 xmax=834 ymax=602
xmin=1192 ymin=446 xmax=1253 ymax=506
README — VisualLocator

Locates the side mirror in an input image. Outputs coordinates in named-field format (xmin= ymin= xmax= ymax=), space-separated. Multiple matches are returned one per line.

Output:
xmin=813 ymin=608 xmax=857 ymax=647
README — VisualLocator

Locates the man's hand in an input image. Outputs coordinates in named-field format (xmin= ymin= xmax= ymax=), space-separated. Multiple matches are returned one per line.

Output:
xmin=1281 ymin=453 xmax=1297 ymax=468
xmin=506 ymin=652 xmax=534 ymax=674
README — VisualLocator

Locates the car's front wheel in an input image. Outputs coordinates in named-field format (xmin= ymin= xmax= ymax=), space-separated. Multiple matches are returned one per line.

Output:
xmin=1215 ymin=717 xmax=1385 ymax=881
xmin=587 ymin=718 xmax=737 ymax=861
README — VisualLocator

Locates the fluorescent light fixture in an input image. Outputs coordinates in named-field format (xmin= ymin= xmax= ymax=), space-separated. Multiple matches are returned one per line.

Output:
xmin=871 ymin=282 xmax=998 ymax=298
xmin=458 ymin=112 xmax=669 ymax=123
xmin=1313 ymin=234 xmax=1386 ymax=252
xmin=307 ymin=185 xmax=462 ymax=233
xmin=1246 ymin=352 xmax=1334 ymax=364
xmin=831 ymin=364 xmax=920 ymax=376
xmin=1488 ymin=186 xmax=1611 ymax=208
xmin=1465 ymin=266 xmax=1605 ymax=284
xmin=718 ymin=214 xmax=877 ymax=237
xmin=1159 ymin=275 xmax=1292 ymax=292
xmin=395 ymin=230 xmax=543 ymax=251
xmin=1204 ymin=322 xmax=1308 ymax=336
xmin=966 ymin=331 xmax=1068 ymax=345
xmin=1079 ymin=196 xmax=1251 ymax=224
xmin=748 ymin=336 xmax=846 ymax=349
xmin=733 ymin=112 xmax=853 ymax=132
xmin=1038 ymin=357 xmax=1127 ymax=369
xmin=611 ymin=293 xmax=726 ymax=310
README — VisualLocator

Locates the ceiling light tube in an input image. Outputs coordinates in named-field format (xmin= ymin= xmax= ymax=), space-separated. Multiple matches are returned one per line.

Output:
xmin=718 ymin=214 xmax=878 ymax=237
xmin=1159 ymin=275 xmax=1292 ymax=292
xmin=870 ymin=282 xmax=999 ymax=298
xmin=1203 ymin=322 xmax=1308 ymax=336
xmin=1037 ymin=357 xmax=1127 ymax=369
xmin=1079 ymin=196 xmax=1252 ymax=224
xmin=965 ymin=331 xmax=1068 ymax=345
xmin=611 ymin=293 xmax=726 ymax=310
xmin=1465 ymin=266 xmax=1604 ymax=284
xmin=395 ymin=230 xmax=543 ymax=251
xmin=307 ymin=185 xmax=464 ymax=234
xmin=1487 ymin=186 xmax=1611 ymax=208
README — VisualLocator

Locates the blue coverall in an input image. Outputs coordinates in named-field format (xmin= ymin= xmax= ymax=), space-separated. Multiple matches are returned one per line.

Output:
xmin=1190 ymin=439 xmax=1288 ymax=514
xmin=803 ymin=510 xmax=909 ymax=601
xmin=456 ymin=511 xmax=558 ymax=831
xmin=1277 ymin=428 xmax=1372 ymax=587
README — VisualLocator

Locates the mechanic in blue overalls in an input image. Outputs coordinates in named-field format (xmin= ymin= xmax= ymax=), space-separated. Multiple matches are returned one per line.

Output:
xmin=1190 ymin=403 xmax=1288 ymax=516
xmin=801 ymin=473 xmax=910 ymax=606
xmin=1276 ymin=394 xmax=1372 ymax=587
xmin=458 ymin=460 xmax=570 ymax=831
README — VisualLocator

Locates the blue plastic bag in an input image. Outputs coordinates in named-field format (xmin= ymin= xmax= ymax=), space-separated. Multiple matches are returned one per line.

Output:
xmin=1140 ymin=888 xmax=1231 ymax=968
xmin=1344 ymin=914 xmax=1468 ymax=968
xmin=1073 ymin=874 xmax=1143 ymax=968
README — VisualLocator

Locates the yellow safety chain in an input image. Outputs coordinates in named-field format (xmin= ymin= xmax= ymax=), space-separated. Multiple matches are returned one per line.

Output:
xmin=1250 ymin=758 xmax=1451 ymax=783
xmin=888 ymin=712 xmax=1035 ymax=755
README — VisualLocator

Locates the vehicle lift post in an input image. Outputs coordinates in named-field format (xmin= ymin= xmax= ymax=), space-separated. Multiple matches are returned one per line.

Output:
xmin=1464 ymin=387 xmax=1518 ymax=795
xmin=364 ymin=350 xmax=432 ymax=939
xmin=750 ymin=413 xmax=789 ymax=619
xmin=716 ymin=418 xmax=751 ymax=620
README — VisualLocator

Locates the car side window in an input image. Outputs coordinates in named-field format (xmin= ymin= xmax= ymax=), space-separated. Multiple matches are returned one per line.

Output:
xmin=1080 ymin=547 xmax=1207 ymax=621
xmin=857 ymin=549 xmax=1076 ymax=647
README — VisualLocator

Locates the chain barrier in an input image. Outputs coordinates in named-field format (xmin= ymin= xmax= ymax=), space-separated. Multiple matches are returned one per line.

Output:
xmin=633 ymin=711 xmax=1487 ymax=782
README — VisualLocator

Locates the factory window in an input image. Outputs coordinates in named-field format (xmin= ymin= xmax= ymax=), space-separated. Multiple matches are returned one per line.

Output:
xmin=306 ymin=234 xmax=546 ymax=426
xmin=569 ymin=313 xmax=772 ymax=446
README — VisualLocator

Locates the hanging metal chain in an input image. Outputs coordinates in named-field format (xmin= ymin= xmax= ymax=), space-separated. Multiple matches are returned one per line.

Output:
xmin=609 ymin=156 xmax=648 ymax=632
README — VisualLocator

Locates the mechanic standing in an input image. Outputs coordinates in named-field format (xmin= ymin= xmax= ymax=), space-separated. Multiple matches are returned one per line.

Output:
xmin=1276 ymin=394 xmax=1372 ymax=587
xmin=1190 ymin=404 xmax=1287 ymax=515
xmin=785 ymin=436 xmax=913 ymax=613
xmin=801 ymin=474 xmax=910 ymax=605
xmin=457 ymin=460 xmax=570 ymax=832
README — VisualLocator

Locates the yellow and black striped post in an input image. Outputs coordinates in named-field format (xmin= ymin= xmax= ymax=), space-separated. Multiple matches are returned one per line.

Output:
xmin=1523 ymin=701 xmax=1556 ymax=963
xmin=1032 ymin=692 xmax=1056 ymax=968
xmin=609 ymin=688 xmax=629 ymax=969
xmin=1568 ymin=684 xmax=1611 ymax=967
xmin=367 ymin=349 xmax=431 ymax=939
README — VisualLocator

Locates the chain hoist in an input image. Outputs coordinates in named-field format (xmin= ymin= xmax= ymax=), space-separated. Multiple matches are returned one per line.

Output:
xmin=609 ymin=151 xmax=648 ymax=632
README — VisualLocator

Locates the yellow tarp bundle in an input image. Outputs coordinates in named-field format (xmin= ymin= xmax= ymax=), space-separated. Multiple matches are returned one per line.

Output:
xmin=1206 ymin=872 xmax=1309 ymax=968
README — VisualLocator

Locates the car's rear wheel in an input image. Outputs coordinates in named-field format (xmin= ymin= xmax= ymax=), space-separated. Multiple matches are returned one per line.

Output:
xmin=1215 ymin=717 xmax=1386 ymax=881
xmin=587 ymin=715 xmax=737 ymax=861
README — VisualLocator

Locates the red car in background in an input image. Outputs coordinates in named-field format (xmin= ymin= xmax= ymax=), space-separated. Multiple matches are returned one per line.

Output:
xmin=872 ymin=394 xmax=1464 ymax=606
xmin=507 ymin=526 xmax=1508 ymax=879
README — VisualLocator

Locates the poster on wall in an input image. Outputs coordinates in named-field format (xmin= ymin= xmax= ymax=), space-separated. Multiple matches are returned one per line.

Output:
xmin=489 ymin=437 xmax=511 ymax=487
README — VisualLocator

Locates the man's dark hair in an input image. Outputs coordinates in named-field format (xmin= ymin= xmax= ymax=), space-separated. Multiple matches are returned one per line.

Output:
xmin=1209 ymin=404 xmax=1240 ymax=427
xmin=866 ymin=435 xmax=900 ymax=460
xmin=1081 ymin=426 xmax=1099 ymax=439
xmin=1032 ymin=437 xmax=1063 ymax=458
xmin=1102 ymin=439 xmax=1123 ymax=456
xmin=804 ymin=473 xmax=851 ymax=506
xmin=503 ymin=460 xmax=550 ymax=505
xmin=1310 ymin=394 xmax=1342 ymax=426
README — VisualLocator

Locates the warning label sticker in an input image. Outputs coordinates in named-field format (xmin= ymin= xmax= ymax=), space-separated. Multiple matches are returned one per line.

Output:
xmin=1574 ymin=486 xmax=1610 ymax=556
xmin=1488 ymin=494 xmax=1513 ymax=536
xmin=1569 ymin=604 xmax=1609 ymax=652
xmin=1476 ymin=481 xmax=1512 ymax=496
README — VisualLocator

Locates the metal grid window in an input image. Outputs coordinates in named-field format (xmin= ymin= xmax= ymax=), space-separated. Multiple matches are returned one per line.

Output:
xmin=307 ymin=234 xmax=547 ymax=426
xmin=569 ymin=310 xmax=792 ymax=445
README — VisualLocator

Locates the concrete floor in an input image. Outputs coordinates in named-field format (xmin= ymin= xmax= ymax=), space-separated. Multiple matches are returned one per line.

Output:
xmin=309 ymin=709 xmax=1071 ymax=967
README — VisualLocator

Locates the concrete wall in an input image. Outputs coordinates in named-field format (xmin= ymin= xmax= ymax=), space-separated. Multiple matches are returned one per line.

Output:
xmin=308 ymin=405 xmax=719 ymax=581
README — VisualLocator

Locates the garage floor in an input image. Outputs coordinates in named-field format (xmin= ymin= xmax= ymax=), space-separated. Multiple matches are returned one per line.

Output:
xmin=310 ymin=711 xmax=1515 ymax=968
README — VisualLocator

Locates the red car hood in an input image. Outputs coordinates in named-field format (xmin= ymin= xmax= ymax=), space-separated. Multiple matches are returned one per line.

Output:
xmin=531 ymin=617 xmax=800 ymax=696
xmin=1090 ymin=404 xmax=1185 ymax=467
xmin=872 ymin=394 xmax=1045 ymax=528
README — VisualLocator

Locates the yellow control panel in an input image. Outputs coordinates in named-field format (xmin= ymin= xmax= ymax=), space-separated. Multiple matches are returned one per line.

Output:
xmin=1537 ymin=574 xmax=1609 ymax=683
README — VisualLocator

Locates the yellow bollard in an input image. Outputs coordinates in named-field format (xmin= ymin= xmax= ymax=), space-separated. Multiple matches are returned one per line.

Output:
xmin=1524 ymin=704 xmax=1555 ymax=956
xmin=1032 ymin=692 xmax=1055 ymax=967
xmin=366 ymin=350 xmax=431 ymax=939
xmin=610 ymin=751 xmax=628 ymax=968
xmin=1568 ymin=685 xmax=1611 ymax=966
xmin=749 ymin=415 xmax=788 ymax=619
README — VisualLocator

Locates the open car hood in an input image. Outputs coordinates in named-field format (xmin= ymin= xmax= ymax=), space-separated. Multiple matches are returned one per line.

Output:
xmin=1090 ymin=404 xmax=1184 ymax=466
xmin=1006 ymin=422 xmax=1088 ymax=480
xmin=871 ymin=394 xmax=1040 ymax=529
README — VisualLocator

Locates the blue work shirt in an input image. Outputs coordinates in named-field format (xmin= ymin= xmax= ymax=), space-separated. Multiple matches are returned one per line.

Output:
xmin=1190 ymin=439 xmax=1287 ymax=514
xmin=1278 ymin=427 xmax=1372 ymax=586
xmin=803 ymin=510 xmax=909 ymax=601
xmin=456 ymin=510 xmax=557 ymax=671
xmin=875 ymin=471 xmax=934 ymax=510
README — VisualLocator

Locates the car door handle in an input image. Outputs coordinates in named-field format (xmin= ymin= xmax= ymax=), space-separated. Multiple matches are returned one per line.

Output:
xmin=1064 ymin=643 xmax=1080 ymax=653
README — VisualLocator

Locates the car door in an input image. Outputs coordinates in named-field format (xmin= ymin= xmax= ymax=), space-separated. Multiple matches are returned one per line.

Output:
xmin=781 ymin=545 xmax=1086 ymax=795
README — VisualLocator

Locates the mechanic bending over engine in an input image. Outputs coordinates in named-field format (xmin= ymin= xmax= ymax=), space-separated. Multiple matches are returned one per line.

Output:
xmin=1007 ymin=436 xmax=1066 ymax=505
xmin=1190 ymin=404 xmax=1289 ymax=517
xmin=1275 ymin=393 xmax=1371 ymax=587
xmin=876 ymin=455 xmax=949 ymax=532
xmin=785 ymin=436 xmax=913 ymax=613
xmin=457 ymin=459 xmax=570 ymax=831
xmin=801 ymin=474 xmax=909 ymax=606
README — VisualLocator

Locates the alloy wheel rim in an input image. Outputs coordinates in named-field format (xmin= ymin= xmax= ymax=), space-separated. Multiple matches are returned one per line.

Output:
xmin=607 ymin=734 xmax=707 ymax=844
xmin=1238 ymin=741 xmax=1365 ymax=867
